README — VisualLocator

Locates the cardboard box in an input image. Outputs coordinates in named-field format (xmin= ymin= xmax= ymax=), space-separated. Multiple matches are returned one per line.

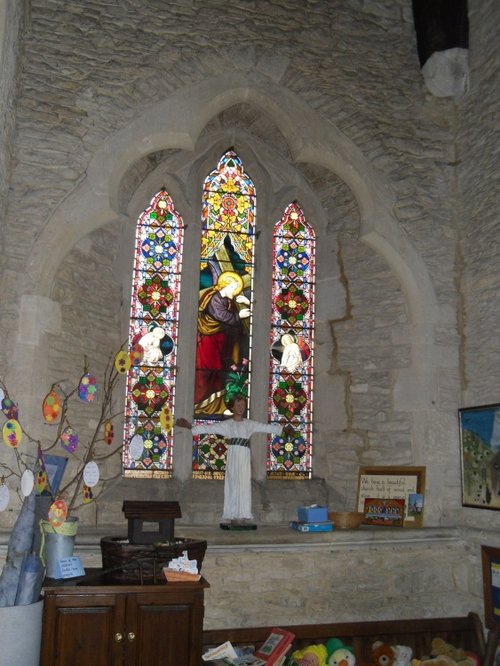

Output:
xmin=297 ymin=504 xmax=328 ymax=523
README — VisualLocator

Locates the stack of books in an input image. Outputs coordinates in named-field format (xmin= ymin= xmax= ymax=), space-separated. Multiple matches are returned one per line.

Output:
xmin=289 ymin=503 xmax=334 ymax=532
xmin=202 ymin=628 xmax=295 ymax=665
xmin=250 ymin=627 xmax=294 ymax=665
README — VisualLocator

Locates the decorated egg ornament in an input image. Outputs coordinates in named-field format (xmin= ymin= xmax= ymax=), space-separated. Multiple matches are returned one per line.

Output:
xmin=2 ymin=419 xmax=22 ymax=448
xmin=78 ymin=373 xmax=97 ymax=403
xmin=48 ymin=499 xmax=68 ymax=528
xmin=42 ymin=389 xmax=62 ymax=423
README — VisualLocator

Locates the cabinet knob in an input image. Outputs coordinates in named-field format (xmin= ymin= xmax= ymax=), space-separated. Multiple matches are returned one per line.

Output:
xmin=127 ymin=632 xmax=136 ymax=642
xmin=114 ymin=633 xmax=123 ymax=643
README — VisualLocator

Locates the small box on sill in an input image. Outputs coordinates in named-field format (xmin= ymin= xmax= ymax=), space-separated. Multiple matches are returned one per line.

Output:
xmin=289 ymin=520 xmax=334 ymax=533
xmin=297 ymin=504 xmax=328 ymax=523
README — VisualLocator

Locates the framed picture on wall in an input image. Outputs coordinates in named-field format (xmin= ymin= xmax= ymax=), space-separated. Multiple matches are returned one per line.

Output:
xmin=481 ymin=545 xmax=500 ymax=628
xmin=356 ymin=466 xmax=426 ymax=528
xmin=459 ymin=403 xmax=500 ymax=510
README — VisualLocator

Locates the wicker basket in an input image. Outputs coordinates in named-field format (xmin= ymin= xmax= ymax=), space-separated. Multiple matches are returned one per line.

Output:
xmin=328 ymin=511 xmax=365 ymax=529
xmin=100 ymin=536 xmax=207 ymax=583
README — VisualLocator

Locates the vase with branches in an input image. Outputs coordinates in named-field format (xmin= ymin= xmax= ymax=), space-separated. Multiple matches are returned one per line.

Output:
xmin=0 ymin=351 xmax=124 ymax=607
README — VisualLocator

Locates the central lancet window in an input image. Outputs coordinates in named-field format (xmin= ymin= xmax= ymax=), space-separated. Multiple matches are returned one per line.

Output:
xmin=122 ymin=149 xmax=316 ymax=480
xmin=192 ymin=150 xmax=256 ymax=478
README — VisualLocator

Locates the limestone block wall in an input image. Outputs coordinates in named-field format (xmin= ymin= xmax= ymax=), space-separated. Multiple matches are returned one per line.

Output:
xmin=445 ymin=0 xmax=500 ymax=529
xmin=0 ymin=0 xmax=498 ymax=623
xmin=201 ymin=531 xmax=482 ymax=629
xmin=0 ymin=0 xmax=455 ymax=519
xmin=0 ymin=525 xmax=485 ymax=628
xmin=0 ymin=0 xmax=26 ymax=269
xmin=459 ymin=0 xmax=500 ymax=405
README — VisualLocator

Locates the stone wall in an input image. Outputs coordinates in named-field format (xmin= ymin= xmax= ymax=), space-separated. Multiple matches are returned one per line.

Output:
xmin=201 ymin=529 xmax=482 ymax=629
xmin=0 ymin=525 xmax=487 ymax=628
xmin=460 ymin=0 xmax=500 ymax=405
xmin=0 ymin=1 xmax=26 ymax=278
xmin=0 ymin=0 xmax=499 ymax=626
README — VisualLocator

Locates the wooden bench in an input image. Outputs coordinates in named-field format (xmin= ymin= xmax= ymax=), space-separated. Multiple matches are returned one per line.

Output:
xmin=203 ymin=613 xmax=487 ymax=664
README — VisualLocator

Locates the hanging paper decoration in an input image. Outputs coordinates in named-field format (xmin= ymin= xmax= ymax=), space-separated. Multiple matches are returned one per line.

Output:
xmin=104 ymin=420 xmax=114 ymax=445
xmin=129 ymin=433 xmax=144 ymax=460
xmin=129 ymin=343 xmax=144 ymax=367
xmin=78 ymin=373 xmax=97 ymax=403
xmin=48 ymin=499 xmax=68 ymax=527
xmin=2 ymin=419 xmax=22 ymax=448
xmin=0 ymin=387 xmax=4 ymax=403
xmin=83 ymin=460 xmax=99 ymax=487
xmin=1 ymin=397 xmax=18 ymax=420
xmin=0 ymin=484 xmax=9 ymax=512
xmin=114 ymin=350 xmax=131 ymax=374
xmin=60 ymin=426 xmax=79 ymax=453
xmin=35 ymin=467 xmax=48 ymax=494
xmin=159 ymin=405 xmax=173 ymax=433
xmin=42 ymin=389 xmax=62 ymax=423
xmin=21 ymin=469 xmax=35 ymax=497
xmin=82 ymin=484 xmax=93 ymax=503
xmin=34 ymin=448 xmax=48 ymax=493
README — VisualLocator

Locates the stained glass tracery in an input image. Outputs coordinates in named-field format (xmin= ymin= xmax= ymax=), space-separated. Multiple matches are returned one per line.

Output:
xmin=123 ymin=190 xmax=184 ymax=477
xmin=192 ymin=150 xmax=256 ymax=478
xmin=268 ymin=202 xmax=315 ymax=478
xmin=123 ymin=167 xmax=315 ymax=481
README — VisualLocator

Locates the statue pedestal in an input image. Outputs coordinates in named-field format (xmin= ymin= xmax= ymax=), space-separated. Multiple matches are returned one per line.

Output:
xmin=219 ymin=522 xmax=257 ymax=531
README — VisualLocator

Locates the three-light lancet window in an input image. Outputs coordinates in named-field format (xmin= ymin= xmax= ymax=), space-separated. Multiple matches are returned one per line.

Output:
xmin=123 ymin=150 xmax=315 ymax=480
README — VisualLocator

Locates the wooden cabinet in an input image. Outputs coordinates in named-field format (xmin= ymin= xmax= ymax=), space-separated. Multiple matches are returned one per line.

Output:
xmin=40 ymin=573 xmax=209 ymax=666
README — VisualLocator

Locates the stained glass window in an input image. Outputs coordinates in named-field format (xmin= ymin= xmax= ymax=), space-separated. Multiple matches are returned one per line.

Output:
xmin=123 ymin=190 xmax=184 ymax=478
xmin=268 ymin=202 xmax=315 ymax=479
xmin=192 ymin=150 xmax=256 ymax=479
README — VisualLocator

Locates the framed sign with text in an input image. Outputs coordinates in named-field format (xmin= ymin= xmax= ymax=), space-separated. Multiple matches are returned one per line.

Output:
xmin=356 ymin=465 xmax=426 ymax=528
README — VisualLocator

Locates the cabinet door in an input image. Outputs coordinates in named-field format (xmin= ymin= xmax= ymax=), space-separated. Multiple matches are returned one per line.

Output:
xmin=41 ymin=592 xmax=126 ymax=666
xmin=125 ymin=589 xmax=205 ymax=666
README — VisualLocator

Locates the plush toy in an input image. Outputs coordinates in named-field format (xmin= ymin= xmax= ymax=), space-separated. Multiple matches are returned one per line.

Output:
xmin=428 ymin=638 xmax=477 ymax=666
xmin=393 ymin=645 xmax=413 ymax=666
xmin=372 ymin=641 xmax=412 ymax=666
xmin=411 ymin=653 xmax=478 ymax=666
xmin=412 ymin=655 xmax=457 ymax=666
xmin=326 ymin=638 xmax=356 ymax=666
xmin=372 ymin=641 xmax=395 ymax=666
xmin=290 ymin=643 xmax=329 ymax=666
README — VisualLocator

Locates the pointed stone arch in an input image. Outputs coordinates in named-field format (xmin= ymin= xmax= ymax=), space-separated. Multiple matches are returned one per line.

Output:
xmin=22 ymin=72 xmax=440 ymax=434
